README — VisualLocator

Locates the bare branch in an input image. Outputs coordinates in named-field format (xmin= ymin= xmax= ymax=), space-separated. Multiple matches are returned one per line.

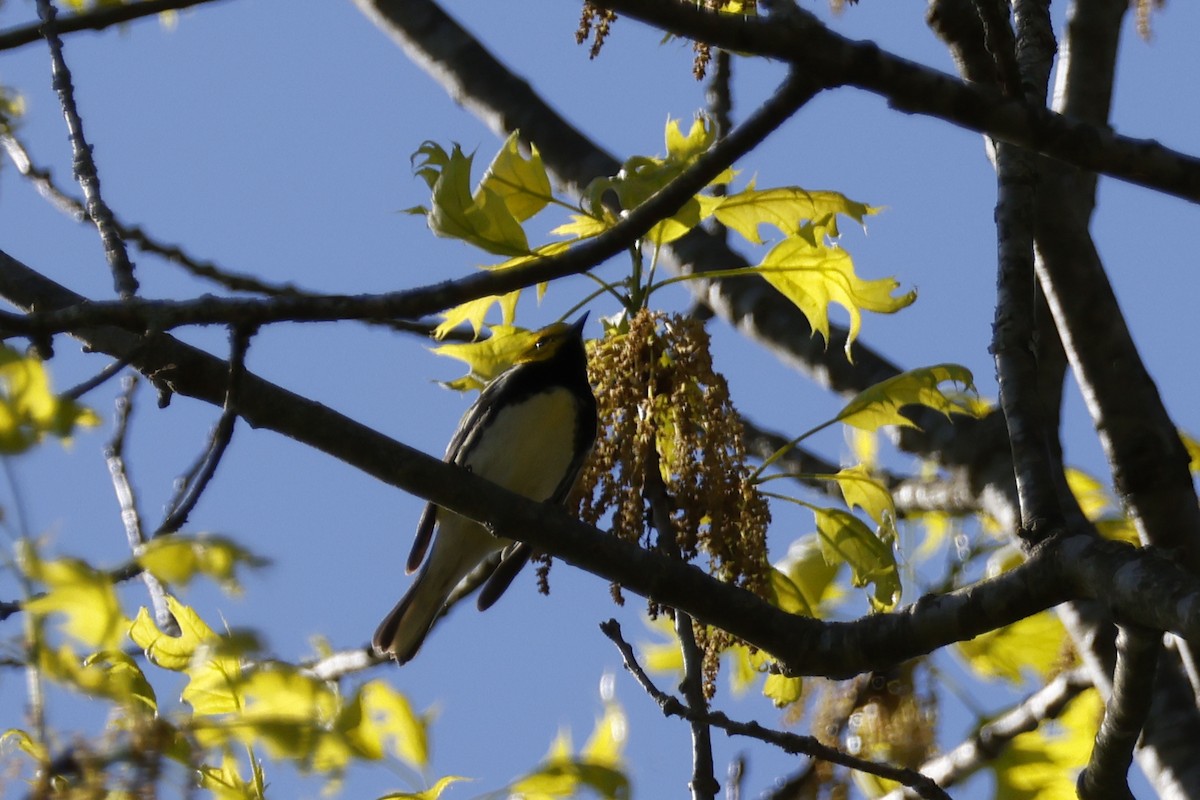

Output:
xmin=0 ymin=72 xmax=820 ymax=339
xmin=103 ymin=375 xmax=174 ymax=631
xmin=4 ymin=250 xmax=1200 ymax=681
xmin=591 ymin=0 xmax=1200 ymax=203
xmin=881 ymin=667 xmax=1093 ymax=797
xmin=35 ymin=0 xmax=138 ymax=297
xmin=1078 ymin=627 xmax=1159 ymax=800
xmin=600 ymin=619 xmax=951 ymax=800
xmin=0 ymin=0 xmax=231 ymax=53
xmin=156 ymin=326 xmax=251 ymax=537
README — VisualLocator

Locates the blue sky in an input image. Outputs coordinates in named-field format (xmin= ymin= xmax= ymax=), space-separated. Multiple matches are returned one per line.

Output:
xmin=0 ymin=0 xmax=1196 ymax=797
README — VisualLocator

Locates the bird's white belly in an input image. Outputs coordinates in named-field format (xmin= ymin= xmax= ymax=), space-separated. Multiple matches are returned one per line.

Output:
xmin=462 ymin=388 xmax=579 ymax=500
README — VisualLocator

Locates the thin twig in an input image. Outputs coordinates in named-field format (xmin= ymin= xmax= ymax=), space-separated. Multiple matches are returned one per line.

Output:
xmin=35 ymin=0 xmax=138 ymax=297
xmin=62 ymin=353 xmax=135 ymax=400
xmin=104 ymin=375 xmax=175 ymax=632
xmin=881 ymin=666 xmax=1093 ymax=797
xmin=0 ymin=0 xmax=231 ymax=52
xmin=599 ymin=620 xmax=951 ymax=800
xmin=0 ymin=71 xmax=822 ymax=338
xmin=157 ymin=326 xmax=252 ymax=536
xmin=644 ymin=446 xmax=718 ymax=800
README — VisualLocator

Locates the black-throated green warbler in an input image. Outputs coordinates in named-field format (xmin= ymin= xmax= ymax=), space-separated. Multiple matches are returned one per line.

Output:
xmin=373 ymin=315 xmax=597 ymax=663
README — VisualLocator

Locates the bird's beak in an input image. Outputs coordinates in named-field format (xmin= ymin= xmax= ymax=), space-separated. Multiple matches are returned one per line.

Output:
xmin=569 ymin=312 xmax=590 ymax=337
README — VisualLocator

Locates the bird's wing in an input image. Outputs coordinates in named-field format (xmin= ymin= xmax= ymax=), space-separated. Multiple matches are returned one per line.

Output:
xmin=405 ymin=372 xmax=516 ymax=573
xmin=406 ymin=503 xmax=438 ymax=574
xmin=475 ymin=542 xmax=532 ymax=611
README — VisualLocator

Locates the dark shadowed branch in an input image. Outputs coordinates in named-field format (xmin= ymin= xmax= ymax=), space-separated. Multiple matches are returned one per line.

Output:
xmin=35 ymin=0 xmax=138 ymax=297
xmin=600 ymin=619 xmax=952 ymax=800
xmin=0 ymin=0 xmax=232 ymax=53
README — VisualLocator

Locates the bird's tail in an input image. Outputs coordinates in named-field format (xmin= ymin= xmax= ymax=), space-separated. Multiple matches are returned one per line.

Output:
xmin=372 ymin=571 xmax=451 ymax=664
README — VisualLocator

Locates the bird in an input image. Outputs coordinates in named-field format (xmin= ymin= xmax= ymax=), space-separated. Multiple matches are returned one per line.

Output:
xmin=372 ymin=315 xmax=598 ymax=663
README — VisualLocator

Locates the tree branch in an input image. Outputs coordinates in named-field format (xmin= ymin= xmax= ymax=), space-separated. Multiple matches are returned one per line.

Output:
xmin=2 ymin=251 xmax=1200 ymax=681
xmin=35 ymin=0 xmax=138 ymax=297
xmin=0 ymin=0 xmax=231 ymax=53
xmin=0 ymin=71 xmax=819 ymax=339
xmin=600 ymin=620 xmax=951 ymax=800
xmin=1077 ymin=626 xmax=1159 ymax=800
xmin=590 ymin=0 xmax=1200 ymax=203
xmin=881 ymin=667 xmax=1093 ymax=797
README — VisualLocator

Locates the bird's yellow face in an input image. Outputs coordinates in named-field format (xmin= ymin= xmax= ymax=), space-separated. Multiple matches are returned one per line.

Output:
xmin=513 ymin=322 xmax=578 ymax=365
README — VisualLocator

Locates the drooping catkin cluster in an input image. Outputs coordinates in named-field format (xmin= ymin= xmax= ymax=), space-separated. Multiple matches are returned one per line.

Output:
xmin=570 ymin=310 xmax=771 ymax=606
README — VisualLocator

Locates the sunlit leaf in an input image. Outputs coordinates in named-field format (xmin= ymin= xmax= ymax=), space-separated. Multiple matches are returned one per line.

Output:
xmin=768 ymin=566 xmax=813 ymax=617
xmin=433 ymin=291 xmax=520 ymax=339
xmin=832 ymin=465 xmax=896 ymax=529
xmin=762 ymin=672 xmax=804 ymax=707
xmin=774 ymin=535 xmax=842 ymax=613
xmin=478 ymin=131 xmax=553 ymax=222
xmin=414 ymin=141 xmax=531 ymax=256
xmin=753 ymin=236 xmax=915 ymax=356
xmin=432 ymin=325 xmax=538 ymax=387
xmin=20 ymin=544 xmax=127 ymax=650
xmin=638 ymin=616 xmax=683 ymax=676
xmin=812 ymin=507 xmax=900 ymax=610
xmin=837 ymin=364 xmax=980 ymax=431
xmin=509 ymin=702 xmax=630 ymax=800
xmin=377 ymin=775 xmax=470 ymax=800
xmin=994 ymin=689 xmax=1102 ymax=800
xmin=1064 ymin=468 xmax=1139 ymax=545
xmin=957 ymin=611 xmax=1067 ymax=685
xmin=136 ymin=535 xmax=268 ymax=595
xmin=1181 ymin=429 xmax=1200 ymax=473
xmin=360 ymin=680 xmax=430 ymax=769
xmin=701 ymin=185 xmax=876 ymax=245
xmin=130 ymin=596 xmax=217 ymax=671
xmin=1 ymin=728 xmax=47 ymax=762
xmin=0 ymin=345 xmax=100 ymax=453
xmin=197 ymin=750 xmax=266 ymax=800
xmin=581 ymin=702 xmax=627 ymax=768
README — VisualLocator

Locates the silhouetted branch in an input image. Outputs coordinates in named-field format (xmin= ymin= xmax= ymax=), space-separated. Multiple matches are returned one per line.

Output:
xmin=591 ymin=0 xmax=1200 ymax=203
xmin=0 ymin=0 xmax=231 ymax=52
xmin=1078 ymin=627 xmax=1159 ymax=800
xmin=600 ymin=619 xmax=952 ymax=800
xmin=35 ymin=0 xmax=138 ymax=297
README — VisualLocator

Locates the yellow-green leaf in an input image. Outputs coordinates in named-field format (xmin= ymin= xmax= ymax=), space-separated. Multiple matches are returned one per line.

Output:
xmin=377 ymin=775 xmax=470 ymax=800
xmin=767 ymin=566 xmax=813 ymax=617
xmin=837 ymin=364 xmax=980 ymax=432
xmin=0 ymin=345 xmax=99 ymax=453
xmin=433 ymin=290 xmax=520 ymax=339
xmin=136 ymin=535 xmax=267 ymax=595
xmin=957 ymin=610 xmax=1067 ymax=685
xmin=832 ymin=465 xmax=895 ymax=528
xmin=1181 ymin=429 xmax=1200 ymax=473
xmin=774 ymin=535 xmax=842 ymax=613
xmin=994 ymin=689 xmax=1102 ymax=800
xmin=418 ymin=141 xmax=531 ymax=256
xmin=432 ymin=325 xmax=538 ymax=387
xmin=581 ymin=702 xmax=627 ymax=769
xmin=702 ymin=185 xmax=876 ymax=245
xmin=1064 ymin=468 xmax=1111 ymax=520
xmin=198 ymin=750 xmax=266 ymax=800
xmin=754 ymin=236 xmax=915 ymax=356
xmin=762 ymin=672 xmax=804 ymax=707
xmin=130 ymin=596 xmax=217 ymax=671
xmin=812 ymin=507 xmax=900 ymax=610
xmin=360 ymin=680 xmax=429 ymax=769
xmin=1 ymin=728 xmax=47 ymax=762
xmin=20 ymin=545 xmax=127 ymax=650
xmin=478 ymin=131 xmax=553 ymax=222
